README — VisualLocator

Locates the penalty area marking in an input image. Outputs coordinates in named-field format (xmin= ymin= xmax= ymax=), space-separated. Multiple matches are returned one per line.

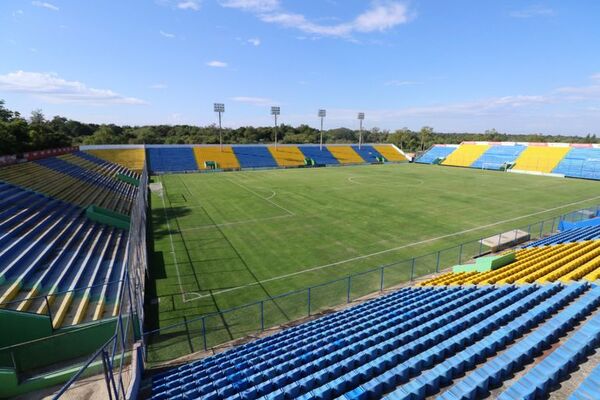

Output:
xmin=181 ymin=193 xmax=600 ymax=302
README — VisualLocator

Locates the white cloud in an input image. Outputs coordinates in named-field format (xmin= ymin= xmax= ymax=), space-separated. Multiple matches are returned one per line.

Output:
xmin=0 ymin=71 xmax=146 ymax=105
xmin=385 ymin=80 xmax=422 ymax=86
xmin=231 ymin=96 xmax=273 ymax=106
xmin=510 ymin=5 xmax=555 ymax=18
xmin=177 ymin=1 xmax=201 ymax=11
xmin=160 ymin=30 xmax=176 ymax=38
xmin=206 ymin=60 xmax=228 ymax=68
xmin=220 ymin=0 xmax=280 ymax=12
xmin=150 ymin=83 xmax=168 ymax=89
xmin=32 ymin=1 xmax=59 ymax=11
xmin=247 ymin=38 xmax=261 ymax=46
xmin=222 ymin=1 xmax=411 ymax=38
xmin=13 ymin=9 xmax=24 ymax=17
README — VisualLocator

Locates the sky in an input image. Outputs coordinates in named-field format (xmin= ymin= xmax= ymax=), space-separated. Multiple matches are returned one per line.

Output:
xmin=1 ymin=0 xmax=600 ymax=135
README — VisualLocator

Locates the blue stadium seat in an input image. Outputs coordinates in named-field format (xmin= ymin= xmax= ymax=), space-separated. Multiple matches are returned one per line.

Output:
xmin=147 ymin=147 xmax=198 ymax=173
xmin=471 ymin=144 xmax=526 ymax=169
xmin=553 ymin=147 xmax=600 ymax=180
xmin=569 ymin=361 xmax=600 ymax=400
xmin=524 ymin=225 xmax=600 ymax=247
xmin=415 ymin=146 xmax=457 ymax=164
xmin=297 ymin=146 xmax=340 ymax=165
xmin=232 ymin=146 xmax=279 ymax=168
xmin=350 ymin=145 xmax=384 ymax=163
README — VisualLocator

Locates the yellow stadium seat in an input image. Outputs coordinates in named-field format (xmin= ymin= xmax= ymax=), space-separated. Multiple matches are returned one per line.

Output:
xmin=512 ymin=146 xmax=570 ymax=173
xmin=372 ymin=145 xmax=407 ymax=162
xmin=193 ymin=146 xmax=240 ymax=170
xmin=87 ymin=149 xmax=146 ymax=172
xmin=327 ymin=145 xmax=365 ymax=164
xmin=442 ymin=144 xmax=491 ymax=167
xmin=267 ymin=146 xmax=306 ymax=167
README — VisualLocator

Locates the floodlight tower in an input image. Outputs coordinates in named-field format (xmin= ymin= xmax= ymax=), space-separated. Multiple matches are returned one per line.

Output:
xmin=318 ymin=109 xmax=326 ymax=150
xmin=271 ymin=106 xmax=280 ymax=149
xmin=214 ymin=103 xmax=225 ymax=151
xmin=357 ymin=112 xmax=365 ymax=150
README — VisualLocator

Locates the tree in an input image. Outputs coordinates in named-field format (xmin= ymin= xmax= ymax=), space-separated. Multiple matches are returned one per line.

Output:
xmin=419 ymin=126 xmax=434 ymax=151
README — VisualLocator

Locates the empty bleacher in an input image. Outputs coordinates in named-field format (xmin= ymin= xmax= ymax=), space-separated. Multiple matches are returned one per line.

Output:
xmin=147 ymin=147 xmax=198 ymax=173
xmin=470 ymin=144 xmax=526 ymax=169
xmin=193 ymin=145 xmax=241 ymax=170
xmin=513 ymin=145 xmax=571 ymax=173
xmin=0 ymin=182 xmax=129 ymax=328
xmin=372 ymin=145 xmax=407 ymax=162
xmin=86 ymin=148 xmax=146 ymax=172
xmin=525 ymin=225 xmax=600 ymax=247
xmin=570 ymin=362 xmax=600 ymax=400
xmin=351 ymin=144 xmax=384 ymax=163
xmin=0 ymin=153 xmax=137 ymax=214
xmin=150 ymin=283 xmax=600 ymax=400
xmin=298 ymin=145 xmax=340 ymax=165
xmin=267 ymin=145 xmax=306 ymax=167
xmin=232 ymin=146 xmax=279 ymax=169
xmin=442 ymin=143 xmax=491 ymax=167
xmin=415 ymin=145 xmax=458 ymax=164
xmin=327 ymin=145 xmax=365 ymax=164
xmin=553 ymin=147 xmax=600 ymax=180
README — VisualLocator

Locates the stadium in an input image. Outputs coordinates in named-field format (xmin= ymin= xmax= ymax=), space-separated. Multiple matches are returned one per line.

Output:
xmin=0 ymin=140 xmax=599 ymax=400
xmin=2 ymin=1 xmax=600 ymax=399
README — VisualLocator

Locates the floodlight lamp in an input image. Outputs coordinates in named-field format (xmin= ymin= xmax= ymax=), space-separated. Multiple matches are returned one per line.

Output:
xmin=318 ymin=109 xmax=326 ymax=118
xmin=214 ymin=103 xmax=225 ymax=113
xmin=271 ymin=106 xmax=281 ymax=115
xmin=358 ymin=112 xmax=365 ymax=120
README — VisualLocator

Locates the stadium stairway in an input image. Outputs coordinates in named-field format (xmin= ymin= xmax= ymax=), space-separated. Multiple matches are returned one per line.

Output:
xmin=268 ymin=146 xmax=307 ymax=167
xmin=470 ymin=144 xmax=526 ymax=170
xmin=512 ymin=145 xmax=571 ymax=173
xmin=0 ymin=182 xmax=129 ymax=328
xmin=415 ymin=145 xmax=458 ymax=164
xmin=193 ymin=146 xmax=241 ymax=170
xmin=232 ymin=146 xmax=279 ymax=169
xmin=553 ymin=147 xmax=600 ymax=180
xmin=569 ymin=361 xmax=600 ymax=399
xmin=372 ymin=145 xmax=408 ymax=162
xmin=86 ymin=148 xmax=146 ymax=172
xmin=441 ymin=144 xmax=491 ymax=167
xmin=351 ymin=145 xmax=385 ymax=163
xmin=327 ymin=146 xmax=365 ymax=164
xmin=148 ymin=283 xmax=600 ymax=400
xmin=298 ymin=145 xmax=340 ymax=165
xmin=147 ymin=147 xmax=198 ymax=173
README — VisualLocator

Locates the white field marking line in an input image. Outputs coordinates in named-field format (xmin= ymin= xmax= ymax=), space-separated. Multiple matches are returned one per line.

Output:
xmin=264 ymin=190 xmax=277 ymax=200
xmin=179 ymin=214 xmax=295 ymax=232
xmin=181 ymin=193 xmax=600 ymax=301
xmin=158 ymin=176 xmax=202 ymax=302
xmin=347 ymin=175 xmax=424 ymax=187
xmin=227 ymin=178 xmax=295 ymax=216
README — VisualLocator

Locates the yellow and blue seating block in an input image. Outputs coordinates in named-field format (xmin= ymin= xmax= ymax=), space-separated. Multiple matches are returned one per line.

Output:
xmin=442 ymin=144 xmax=491 ymax=167
xmin=513 ymin=145 xmax=571 ymax=173
xmin=327 ymin=145 xmax=365 ymax=164
xmin=268 ymin=146 xmax=306 ymax=167
xmin=193 ymin=146 xmax=241 ymax=170
xmin=87 ymin=148 xmax=146 ymax=172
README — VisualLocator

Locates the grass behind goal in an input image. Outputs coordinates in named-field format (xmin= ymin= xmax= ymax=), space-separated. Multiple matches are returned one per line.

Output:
xmin=146 ymin=163 xmax=600 ymax=362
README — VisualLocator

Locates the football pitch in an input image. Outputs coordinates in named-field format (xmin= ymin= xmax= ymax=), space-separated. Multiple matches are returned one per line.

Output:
xmin=146 ymin=163 xmax=600 ymax=362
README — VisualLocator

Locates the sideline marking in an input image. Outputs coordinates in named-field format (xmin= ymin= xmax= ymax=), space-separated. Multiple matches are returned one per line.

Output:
xmin=158 ymin=176 xmax=202 ymax=302
xmin=181 ymin=194 xmax=600 ymax=301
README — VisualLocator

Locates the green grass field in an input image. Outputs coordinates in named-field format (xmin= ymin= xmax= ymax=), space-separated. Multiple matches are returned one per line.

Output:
xmin=146 ymin=163 xmax=600 ymax=362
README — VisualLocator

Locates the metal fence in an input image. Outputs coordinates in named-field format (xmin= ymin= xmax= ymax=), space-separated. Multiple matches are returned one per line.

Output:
xmin=51 ymin=165 xmax=149 ymax=399
xmin=142 ymin=204 xmax=600 ymax=364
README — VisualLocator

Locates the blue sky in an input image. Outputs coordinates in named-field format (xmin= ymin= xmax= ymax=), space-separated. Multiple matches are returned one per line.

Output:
xmin=1 ymin=0 xmax=600 ymax=135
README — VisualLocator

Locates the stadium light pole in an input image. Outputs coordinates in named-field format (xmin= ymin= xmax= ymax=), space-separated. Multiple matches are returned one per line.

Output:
xmin=318 ymin=109 xmax=326 ymax=150
xmin=214 ymin=103 xmax=225 ymax=151
xmin=357 ymin=112 xmax=365 ymax=150
xmin=271 ymin=106 xmax=280 ymax=150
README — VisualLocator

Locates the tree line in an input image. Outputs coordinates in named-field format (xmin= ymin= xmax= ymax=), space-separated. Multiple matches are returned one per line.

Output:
xmin=1 ymin=99 xmax=597 ymax=157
